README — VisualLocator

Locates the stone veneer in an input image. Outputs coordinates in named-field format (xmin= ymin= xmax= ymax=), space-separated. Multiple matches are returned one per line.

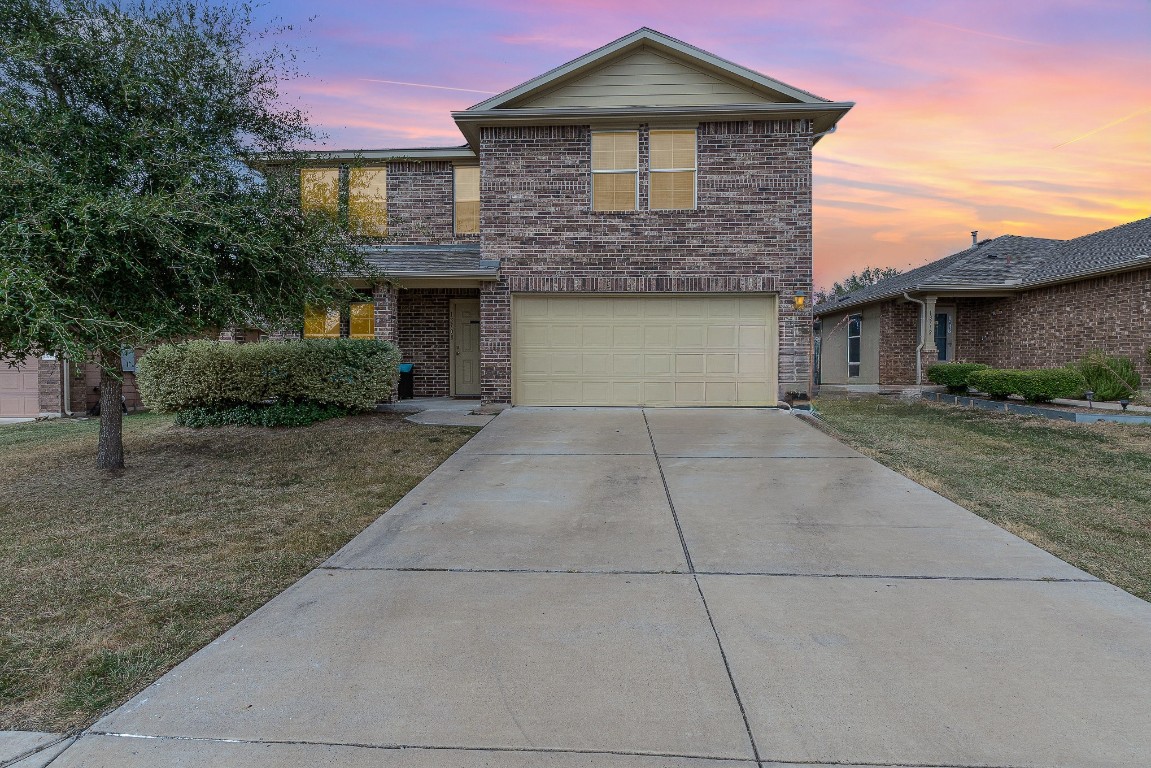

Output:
xmin=477 ymin=121 xmax=815 ymax=403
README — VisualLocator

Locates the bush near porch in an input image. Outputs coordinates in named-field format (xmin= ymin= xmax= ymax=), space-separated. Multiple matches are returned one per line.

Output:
xmin=926 ymin=362 xmax=989 ymax=393
xmin=967 ymin=367 xmax=1087 ymax=403
xmin=137 ymin=339 xmax=401 ymax=423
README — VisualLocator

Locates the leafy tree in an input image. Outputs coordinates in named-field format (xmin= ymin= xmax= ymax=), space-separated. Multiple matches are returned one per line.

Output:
xmin=0 ymin=0 xmax=371 ymax=469
xmin=815 ymin=266 xmax=901 ymax=305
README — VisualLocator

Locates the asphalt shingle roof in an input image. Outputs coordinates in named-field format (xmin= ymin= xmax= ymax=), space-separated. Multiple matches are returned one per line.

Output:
xmin=355 ymin=245 xmax=497 ymax=278
xmin=814 ymin=217 xmax=1151 ymax=315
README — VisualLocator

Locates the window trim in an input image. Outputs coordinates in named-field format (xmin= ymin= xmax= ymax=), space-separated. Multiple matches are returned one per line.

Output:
xmin=847 ymin=313 xmax=862 ymax=378
xmin=590 ymin=130 xmax=639 ymax=212
xmin=453 ymin=164 xmax=480 ymax=235
xmin=648 ymin=129 xmax=697 ymax=211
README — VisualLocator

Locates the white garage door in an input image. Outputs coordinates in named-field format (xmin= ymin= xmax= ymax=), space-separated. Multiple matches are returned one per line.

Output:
xmin=513 ymin=295 xmax=777 ymax=406
xmin=0 ymin=356 xmax=40 ymax=417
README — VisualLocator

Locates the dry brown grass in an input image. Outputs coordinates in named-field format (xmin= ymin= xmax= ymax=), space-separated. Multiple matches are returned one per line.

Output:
xmin=0 ymin=412 xmax=478 ymax=732
xmin=815 ymin=397 xmax=1151 ymax=602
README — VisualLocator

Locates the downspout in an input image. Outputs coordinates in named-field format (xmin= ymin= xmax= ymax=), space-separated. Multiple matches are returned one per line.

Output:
xmin=903 ymin=293 xmax=925 ymax=386
xmin=62 ymin=358 xmax=73 ymax=416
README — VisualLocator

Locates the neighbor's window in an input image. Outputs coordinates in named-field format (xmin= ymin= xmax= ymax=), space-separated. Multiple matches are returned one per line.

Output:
xmin=304 ymin=302 xmax=376 ymax=339
xmin=592 ymin=131 xmax=638 ymax=211
xmin=300 ymin=168 xmax=339 ymax=219
xmin=455 ymin=165 xmax=480 ymax=233
xmin=847 ymin=314 xmax=862 ymax=378
xmin=649 ymin=129 xmax=696 ymax=210
xmin=348 ymin=167 xmax=387 ymax=236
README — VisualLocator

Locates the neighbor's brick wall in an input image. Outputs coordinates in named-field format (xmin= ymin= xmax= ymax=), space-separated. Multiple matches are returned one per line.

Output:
xmin=384 ymin=161 xmax=479 ymax=246
xmin=478 ymin=121 xmax=814 ymax=403
xmin=956 ymin=269 xmax=1151 ymax=382
xmin=878 ymin=300 xmax=920 ymax=384
xmin=397 ymin=288 xmax=480 ymax=397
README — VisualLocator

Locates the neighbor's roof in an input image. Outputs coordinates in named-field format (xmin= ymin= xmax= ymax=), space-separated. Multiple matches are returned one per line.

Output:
xmin=354 ymin=245 xmax=497 ymax=280
xmin=814 ymin=216 xmax=1151 ymax=315
xmin=1023 ymin=216 xmax=1151 ymax=287
xmin=813 ymin=236 xmax=1062 ymax=314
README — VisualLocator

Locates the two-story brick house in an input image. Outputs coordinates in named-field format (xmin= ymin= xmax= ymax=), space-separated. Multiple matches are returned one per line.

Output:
xmin=233 ymin=27 xmax=854 ymax=408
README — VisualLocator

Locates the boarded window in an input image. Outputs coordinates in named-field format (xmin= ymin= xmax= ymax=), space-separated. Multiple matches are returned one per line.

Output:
xmin=300 ymin=168 xmax=339 ymax=219
xmin=592 ymin=131 xmax=638 ymax=211
xmin=348 ymin=167 xmax=387 ymax=236
xmin=349 ymin=302 xmax=375 ymax=339
xmin=847 ymin=314 xmax=862 ymax=378
xmin=304 ymin=305 xmax=341 ymax=338
xmin=455 ymin=166 xmax=480 ymax=234
xmin=649 ymin=130 xmax=696 ymax=210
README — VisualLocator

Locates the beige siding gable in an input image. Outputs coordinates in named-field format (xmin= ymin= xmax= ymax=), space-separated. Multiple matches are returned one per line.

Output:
xmin=516 ymin=47 xmax=778 ymax=109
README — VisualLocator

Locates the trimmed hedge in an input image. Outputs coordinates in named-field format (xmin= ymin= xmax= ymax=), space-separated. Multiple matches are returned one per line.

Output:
xmin=175 ymin=402 xmax=349 ymax=428
xmin=137 ymin=338 xmax=402 ymax=413
xmin=926 ymin=362 xmax=990 ymax=393
xmin=968 ymin=367 xmax=1087 ymax=403
xmin=1076 ymin=352 xmax=1141 ymax=401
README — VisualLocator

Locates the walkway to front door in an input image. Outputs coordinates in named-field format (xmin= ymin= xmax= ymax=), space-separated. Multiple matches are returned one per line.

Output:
xmin=53 ymin=408 xmax=1151 ymax=766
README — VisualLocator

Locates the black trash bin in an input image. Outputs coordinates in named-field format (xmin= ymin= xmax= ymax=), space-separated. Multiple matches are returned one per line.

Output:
xmin=398 ymin=363 xmax=415 ymax=399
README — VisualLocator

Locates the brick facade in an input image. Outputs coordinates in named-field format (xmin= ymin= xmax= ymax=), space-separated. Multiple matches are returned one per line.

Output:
xmin=478 ymin=121 xmax=814 ymax=402
xmin=956 ymin=269 xmax=1151 ymax=381
xmin=383 ymin=161 xmax=479 ymax=246
xmin=878 ymin=300 xmax=920 ymax=385
xmin=37 ymin=358 xmax=142 ymax=415
xmin=397 ymin=287 xmax=481 ymax=397
xmin=871 ymin=268 xmax=1151 ymax=385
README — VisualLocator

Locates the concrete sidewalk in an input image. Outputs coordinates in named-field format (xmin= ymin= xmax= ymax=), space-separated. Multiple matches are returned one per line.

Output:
xmin=44 ymin=408 xmax=1151 ymax=767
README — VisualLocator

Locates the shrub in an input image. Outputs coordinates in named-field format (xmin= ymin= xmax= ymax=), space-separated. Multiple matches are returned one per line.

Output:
xmin=137 ymin=338 xmax=402 ymax=412
xmin=175 ymin=402 xmax=349 ymax=428
xmin=1076 ymin=352 xmax=1142 ymax=401
xmin=968 ymin=367 xmax=1088 ymax=403
xmin=926 ymin=362 xmax=990 ymax=393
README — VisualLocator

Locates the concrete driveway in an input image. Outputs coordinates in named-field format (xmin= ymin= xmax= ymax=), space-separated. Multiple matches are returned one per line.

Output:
xmin=45 ymin=408 xmax=1151 ymax=767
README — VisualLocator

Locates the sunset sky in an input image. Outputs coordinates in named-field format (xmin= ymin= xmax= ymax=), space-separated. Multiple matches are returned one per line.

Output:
xmin=262 ymin=0 xmax=1151 ymax=288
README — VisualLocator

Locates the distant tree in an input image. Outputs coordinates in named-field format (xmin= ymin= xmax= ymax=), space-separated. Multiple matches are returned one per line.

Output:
xmin=815 ymin=266 xmax=902 ymax=304
xmin=0 ymin=0 xmax=370 ymax=470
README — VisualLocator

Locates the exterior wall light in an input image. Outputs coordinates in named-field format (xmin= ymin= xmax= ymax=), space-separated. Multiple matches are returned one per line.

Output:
xmin=794 ymin=292 xmax=806 ymax=310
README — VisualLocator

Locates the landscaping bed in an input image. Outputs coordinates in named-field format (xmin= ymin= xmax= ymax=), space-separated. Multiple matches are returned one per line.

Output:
xmin=0 ymin=412 xmax=479 ymax=732
xmin=814 ymin=397 xmax=1151 ymax=603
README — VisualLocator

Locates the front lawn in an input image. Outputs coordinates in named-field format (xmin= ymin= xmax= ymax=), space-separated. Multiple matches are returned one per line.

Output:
xmin=0 ymin=412 xmax=479 ymax=732
xmin=815 ymin=397 xmax=1151 ymax=602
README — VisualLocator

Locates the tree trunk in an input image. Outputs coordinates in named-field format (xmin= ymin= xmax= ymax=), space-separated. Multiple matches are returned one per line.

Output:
xmin=96 ymin=349 xmax=125 ymax=470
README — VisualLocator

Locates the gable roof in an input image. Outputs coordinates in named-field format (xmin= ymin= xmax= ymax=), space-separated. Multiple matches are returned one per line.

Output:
xmin=466 ymin=28 xmax=831 ymax=112
xmin=452 ymin=28 xmax=853 ymax=147
xmin=814 ymin=216 xmax=1151 ymax=315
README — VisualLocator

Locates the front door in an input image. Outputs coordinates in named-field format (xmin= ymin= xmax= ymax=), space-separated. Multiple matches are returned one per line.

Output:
xmin=934 ymin=307 xmax=955 ymax=362
xmin=451 ymin=299 xmax=481 ymax=396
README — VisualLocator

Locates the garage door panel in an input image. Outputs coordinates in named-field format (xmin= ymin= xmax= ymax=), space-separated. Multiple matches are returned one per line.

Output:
xmin=0 ymin=357 xmax=40 ymax=417
xmin=513 ymin=295 xmax=777 ymax=406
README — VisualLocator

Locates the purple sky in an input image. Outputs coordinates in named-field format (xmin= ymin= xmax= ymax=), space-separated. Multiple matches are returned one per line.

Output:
xmin=259 ymin=1 xmax=1151 ymax=287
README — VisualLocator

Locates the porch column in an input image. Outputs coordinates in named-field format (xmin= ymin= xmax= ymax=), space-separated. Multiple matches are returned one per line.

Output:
xmin=920 ymin=294 xmax=939 ymax=371
xmin=373 ymin=284 xmax=398 ymax=344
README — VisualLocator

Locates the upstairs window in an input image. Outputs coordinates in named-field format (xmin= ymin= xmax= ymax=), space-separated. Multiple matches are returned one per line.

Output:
xmin=847 ymin=314 xmax=862 ymax=378
xmin=592 ymin=131 xmax=638 ymax=211
xmin=455 ymin=166 xmax=480 ymax=233
xmin=649 ymin=130 xmax=696 ymax=210
xmin=348 ymin=167 xmax=387 ymax=236
xmin=300 ymin=168 xmax=339 ymax=219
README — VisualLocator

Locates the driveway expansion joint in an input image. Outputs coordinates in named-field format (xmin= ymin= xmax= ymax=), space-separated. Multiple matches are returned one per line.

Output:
xmin=83 ymin=731 xmax=755 ymax=762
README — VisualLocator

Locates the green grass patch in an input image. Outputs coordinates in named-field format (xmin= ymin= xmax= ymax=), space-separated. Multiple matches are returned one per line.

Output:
xmin=815 ymin=397 xmax=1151 ymax=601
xmin=0 ymin=411 xmax=479 ymax=731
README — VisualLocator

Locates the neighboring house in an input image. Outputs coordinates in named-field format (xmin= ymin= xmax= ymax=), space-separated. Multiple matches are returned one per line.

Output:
xmin=224 ymin=27 xmax=853 ymax=407
xmin=814 ymin=217 xmax=1151 ymax=388
xmin=0 ymin=352 xmax=143 ymax=419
